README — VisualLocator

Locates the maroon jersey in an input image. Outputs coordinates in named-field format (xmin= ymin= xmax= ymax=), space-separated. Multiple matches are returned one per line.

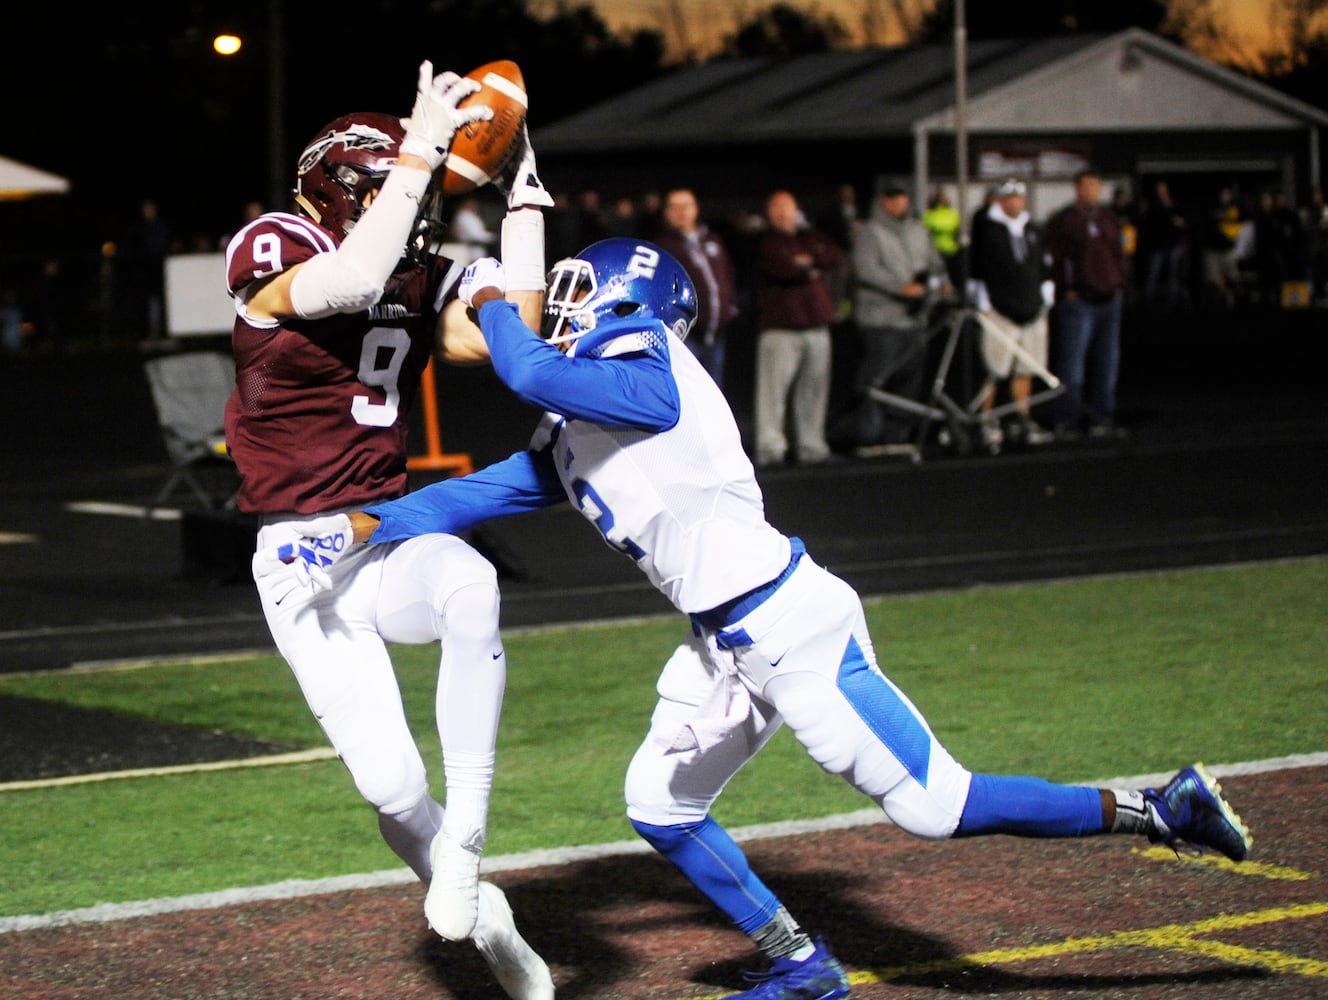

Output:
xmin=223 ymin=212 xmax=458 ymax=514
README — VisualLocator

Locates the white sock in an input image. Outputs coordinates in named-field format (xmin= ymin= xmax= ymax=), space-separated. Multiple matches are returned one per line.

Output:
xmin=1110 ymin=789 xmax=1153 ymax=835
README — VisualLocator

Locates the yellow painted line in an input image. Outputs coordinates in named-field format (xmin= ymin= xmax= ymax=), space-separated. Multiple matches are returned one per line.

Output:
xmin=0 ymin=747 xmax=338 ymax=793
xmin=0 ymin=531 xmax=38 ymax=544
xmin=1134 ymin=845 xmax=1317 ymax=881
xmin=688 ymin=902 xmax=1328 ymax=998
xmin=1171 ymin=938 xmax=1328 ymax=977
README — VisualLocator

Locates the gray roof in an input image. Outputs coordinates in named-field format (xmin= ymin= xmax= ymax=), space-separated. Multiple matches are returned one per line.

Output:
xmin=532 ymin=30 xmax=1328 ymax=154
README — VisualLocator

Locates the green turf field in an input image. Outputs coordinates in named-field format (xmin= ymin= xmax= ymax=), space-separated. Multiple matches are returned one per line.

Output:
xmin=1 ymin=559 xmax=1323 ymax=917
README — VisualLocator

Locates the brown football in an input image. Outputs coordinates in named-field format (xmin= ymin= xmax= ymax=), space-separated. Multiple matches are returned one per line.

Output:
xmin=440 ymin=60 xmax=527 ymax=196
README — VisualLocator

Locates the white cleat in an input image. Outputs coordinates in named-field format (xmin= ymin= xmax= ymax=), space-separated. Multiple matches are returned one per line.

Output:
xmin=425 ymin=831 xmax=481 ymax=940
xmin=473 ymin=881 xmax=555 ymax=1000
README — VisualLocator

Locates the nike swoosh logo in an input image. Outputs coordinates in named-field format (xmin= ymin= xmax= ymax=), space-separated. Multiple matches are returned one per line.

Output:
xmin=770 ymin=653 xmax=787 ymax=669
xmin=491 ymin=650 xmax=504 ymax=660
xmin=274 ymin=585 xmax=299 ymax=607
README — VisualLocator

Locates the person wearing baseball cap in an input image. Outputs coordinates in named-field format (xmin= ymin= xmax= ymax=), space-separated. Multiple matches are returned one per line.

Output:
xmin=968 ymin=177 xmax=1056 ymax=450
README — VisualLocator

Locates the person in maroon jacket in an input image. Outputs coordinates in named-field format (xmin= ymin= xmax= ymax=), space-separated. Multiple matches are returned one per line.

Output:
xmin=653 ymin=188 xmax=739 ymax=388
xmin=752 ymin=190 xmax=844 ymax=468
xmin=1045 ymin=168 xmax=1130 ymax=438
xmin=223 ymin=62 xmax=554 ymax=999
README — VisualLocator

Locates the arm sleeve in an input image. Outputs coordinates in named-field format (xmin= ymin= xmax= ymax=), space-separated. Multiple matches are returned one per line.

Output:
xmin=478 ymin=299 xmax=681 ymax=431
xmin=364 ymin=449 xmax=565 ymax=542
xmin=289 ymin=165 xmax=432 ymax=318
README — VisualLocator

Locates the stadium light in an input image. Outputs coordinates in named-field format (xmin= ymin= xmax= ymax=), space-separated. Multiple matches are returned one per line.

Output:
xmin=213 ymin=34 xmax=243 ymax=56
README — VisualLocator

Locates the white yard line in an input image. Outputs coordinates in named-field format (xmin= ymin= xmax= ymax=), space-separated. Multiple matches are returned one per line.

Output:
xmin=64 ymin=500 xmax=181 ymax=521
xmin=0 ymin=747 xmax=339 ymax=793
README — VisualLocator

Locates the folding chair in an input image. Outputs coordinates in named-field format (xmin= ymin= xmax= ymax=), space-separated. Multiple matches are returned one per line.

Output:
xmin=143 ymin=350 xmax=238 ymax=511
xmin=866 ymin=301 xmax=1063 ymax=459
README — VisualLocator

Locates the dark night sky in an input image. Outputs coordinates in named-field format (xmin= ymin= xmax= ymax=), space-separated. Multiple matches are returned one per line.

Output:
xmin=0 ymin=1 xmax=612 ymax=259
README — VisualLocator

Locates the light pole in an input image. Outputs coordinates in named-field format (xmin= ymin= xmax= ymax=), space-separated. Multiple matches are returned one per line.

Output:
xmin=954 ymin=0 xmax=969 ymax=267
xmin=213 ymin=0 xmax=285 ymax=213
xmin=265 ymin=0 xmax=286 ymax=213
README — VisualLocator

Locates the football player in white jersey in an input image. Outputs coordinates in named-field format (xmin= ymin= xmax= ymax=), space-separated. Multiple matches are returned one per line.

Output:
xmin=271 ymin=239 xmax=1251 ymax=1000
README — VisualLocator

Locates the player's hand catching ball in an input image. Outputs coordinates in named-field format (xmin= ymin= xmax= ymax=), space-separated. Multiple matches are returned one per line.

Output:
xmin=494 ymin=123 xmax=555 ymax=210
xmin=400 ymin=61 xmax=492 ymax=171
xmin=459 ymin=257 xmax=506 ymax=307
xmin=270 ymin=513 xmax=356 ymax=592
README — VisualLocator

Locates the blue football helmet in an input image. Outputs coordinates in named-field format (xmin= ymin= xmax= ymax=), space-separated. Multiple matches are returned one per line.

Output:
xmin=543 ymin=238 xmax=698 ymax=356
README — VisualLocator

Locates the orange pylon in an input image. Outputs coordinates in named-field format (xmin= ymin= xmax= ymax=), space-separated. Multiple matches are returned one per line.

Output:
xmin=406 ymin=359 xmax=474 ymax=476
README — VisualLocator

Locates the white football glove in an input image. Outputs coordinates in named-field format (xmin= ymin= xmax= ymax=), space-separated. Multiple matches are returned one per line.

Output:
xmin=269 ymin=513 xmax=356 ymax=592
xmin=494 ymin=123 xmax=554 ymax=210
xmin=459 ymin=257 xmax=506 ymax=307
xmin=399 ymin=61 xmax=492 ymax=172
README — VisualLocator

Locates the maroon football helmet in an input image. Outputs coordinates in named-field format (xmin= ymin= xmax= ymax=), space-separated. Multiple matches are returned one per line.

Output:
xmin=292 ymin=111 xmax=446 ymax=265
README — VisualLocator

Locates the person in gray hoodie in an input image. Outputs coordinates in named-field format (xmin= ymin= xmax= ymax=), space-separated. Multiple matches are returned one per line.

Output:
xmin=850 ymin=180 xmax=950 ymax=453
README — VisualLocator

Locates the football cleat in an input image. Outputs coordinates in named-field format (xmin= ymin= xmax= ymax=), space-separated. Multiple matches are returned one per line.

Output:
xmin=425 ymin=831 xmax=481 ymax=940
xmin=1143 ymin=763 xmax=1252 ymax=862
xmin=473 ymin=881 xmax=555 ymax=1000
xmin=725 ymin=938 xmax=850 ymax=1000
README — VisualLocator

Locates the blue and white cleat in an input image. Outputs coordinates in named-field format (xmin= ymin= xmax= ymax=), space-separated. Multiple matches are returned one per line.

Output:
xmin=725 ymin=938 xmax=850 ymax=1000
xmin=1143 ymin=763 xmax=1252 ymax=862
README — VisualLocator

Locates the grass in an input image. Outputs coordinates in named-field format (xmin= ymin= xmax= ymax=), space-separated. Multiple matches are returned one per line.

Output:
xmin=1 ymin=559 xmax=1324 ymax=917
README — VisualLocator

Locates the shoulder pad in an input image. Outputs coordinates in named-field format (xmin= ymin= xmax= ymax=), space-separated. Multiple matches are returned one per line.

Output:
xmin=573 ymin=317 xmax=671 ymax=361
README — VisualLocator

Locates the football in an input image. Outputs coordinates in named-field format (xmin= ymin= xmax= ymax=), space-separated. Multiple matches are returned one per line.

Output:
xmin=440 ymin=60 xmax=527 ymax=197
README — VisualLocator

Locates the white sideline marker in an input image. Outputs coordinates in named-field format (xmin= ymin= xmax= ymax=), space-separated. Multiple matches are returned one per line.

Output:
xmin=2 ymin=752 xmax=1323 ymax=935
xmin=0 ymin=748 xmax=339 ymax=793
xmin=64 ymin=500 xmax=181 ymax=521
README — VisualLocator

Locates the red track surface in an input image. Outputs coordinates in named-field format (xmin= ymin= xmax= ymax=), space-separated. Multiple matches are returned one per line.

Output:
xmin=3 ymin=767 xmax=1325 ymax=999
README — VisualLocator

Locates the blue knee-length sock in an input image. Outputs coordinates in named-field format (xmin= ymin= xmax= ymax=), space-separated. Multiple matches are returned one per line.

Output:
xmin=632 ymin=816 xmax=781 ymax=933
xmin=956 ymin=773 xmax=1106 ymax=837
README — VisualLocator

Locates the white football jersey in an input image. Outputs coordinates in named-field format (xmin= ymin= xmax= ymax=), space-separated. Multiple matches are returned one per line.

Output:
xmin=533 ymin=333 xmax=791 ymax=614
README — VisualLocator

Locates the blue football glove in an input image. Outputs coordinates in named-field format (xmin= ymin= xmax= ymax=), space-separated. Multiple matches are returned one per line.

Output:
xmin=271 ymin=514 xmax=355 ymax=592
xmin=459 ymin=257 xmax=506 ymax=307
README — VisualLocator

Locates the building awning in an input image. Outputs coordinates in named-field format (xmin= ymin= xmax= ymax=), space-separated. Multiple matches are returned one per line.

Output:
xmin=0 ymin=155 xmax=70 ymax=201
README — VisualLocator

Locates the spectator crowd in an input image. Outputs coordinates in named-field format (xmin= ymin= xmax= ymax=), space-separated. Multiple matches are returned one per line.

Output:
xmin=4 ymin=170 xmax=1326 ymax=468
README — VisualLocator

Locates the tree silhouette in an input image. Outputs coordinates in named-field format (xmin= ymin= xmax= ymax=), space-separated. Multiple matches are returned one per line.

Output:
xmin=914 ymin=0 xmax=1168 ymax=42
xmin=721 ymin=3 xmax=851 ymax=57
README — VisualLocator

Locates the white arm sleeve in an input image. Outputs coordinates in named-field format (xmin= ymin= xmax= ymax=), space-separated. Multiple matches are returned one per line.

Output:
xmin=500 ymin=207 xmax=546 ymax=292
xmin=290 ymin=165 xmax=432 ymax=319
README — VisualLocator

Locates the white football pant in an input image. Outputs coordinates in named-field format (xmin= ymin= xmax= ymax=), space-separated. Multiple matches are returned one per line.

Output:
xmin=625 ymin=555 xmax=973 ymax=840
xmin=253 ymin=523 xmax=504 ymax=879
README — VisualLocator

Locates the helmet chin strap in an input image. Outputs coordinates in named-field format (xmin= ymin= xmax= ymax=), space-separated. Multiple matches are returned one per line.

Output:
xmin=293 ymin=192 xmax=323 ymax=227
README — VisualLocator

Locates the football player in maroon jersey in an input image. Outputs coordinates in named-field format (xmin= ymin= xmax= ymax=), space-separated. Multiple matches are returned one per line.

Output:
xmin=223 ymin=62 xmax=554 ymax=1000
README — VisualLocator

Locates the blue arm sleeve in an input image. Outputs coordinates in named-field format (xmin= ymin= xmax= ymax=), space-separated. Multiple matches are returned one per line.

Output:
xmin=364 ymin=449 xmax=565 ymax=543
xmin=478 ymin=300 xmax=679 ymax=431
